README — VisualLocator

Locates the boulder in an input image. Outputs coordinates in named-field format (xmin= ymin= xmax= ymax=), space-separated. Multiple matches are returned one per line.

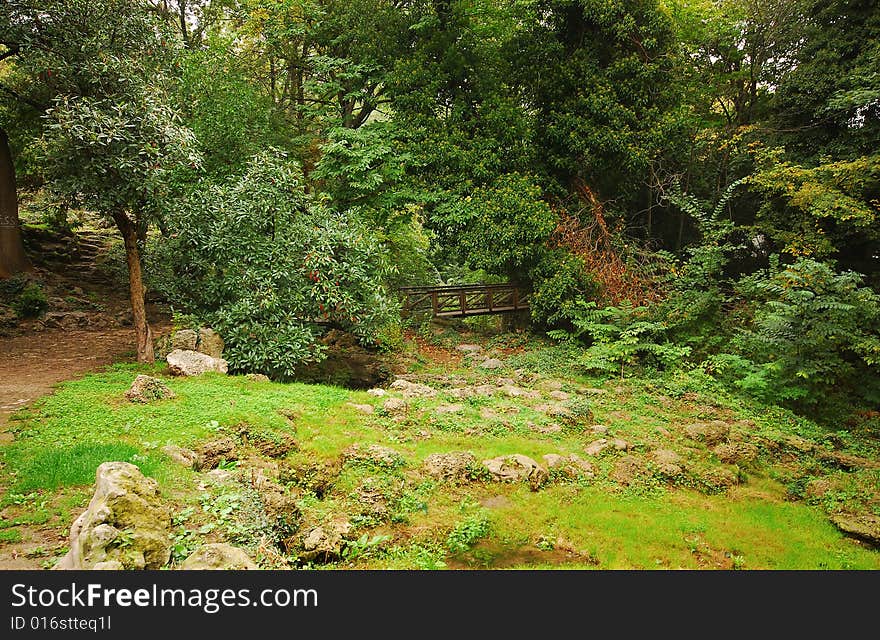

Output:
xmin=194 ymin=438 xmax=237 ymax=471
xmin=300 ymin=519 xmax=352 ymax=561
xmin=382 ymin=397 xmax=407 ymax=415
xmin=584 ymin=438 xmax=610 ymax=456
xmin=713 ymin=442 xmax=759 ymax=465
xmin=344 ymin=443 xmax=404 ymax=468
xmin=54 ymin=462 xmax=171 ymax=570
xmin=367 ymin=388 xmax=387 ymax=397
xmin=167 ymin=349 xmax=228 ymax=376
xmin=542 ymin=454 xmax=568 ymax=469
xmin=650 ymin=449 xmax=683 ymax=477
xmin=181 ymin=543 xmax=258 ymax=570
xmin=347 ymin=403 xmax=375 ymax=415
xmin=245 ymin=373 xmax=270 ymax=383
xmin=684 ymin=421 xmax=730 ymax=445
xmin=197 ymin=327 xmax=224 ymax=358
xmin=456 ymin=344 xmax=483 ymax=353
xmin=609 ymin=456 xmax=647 ymax=487
xmin=501 ymin=385 xmax=541 ymax=400
xmin=125 ymin=375 xmax=175 ymax=403
xmin=423 ymin=452 xmax=477 ymax=481
xmin=479 ymin=358 xmax=504 ymax=370
xmin=171 ymin=329 xmax=198 ymax=351
xmin=161 ymin=445 xmax=198 ymax=468
xmin=482 ymin=454 xmax=548 ymax=489
xmin=389 ymin=379 xmax=437 ymax=398
xmin=831 ymin=514 xmax=880 ymax=546
xmin=434 ymin=403 xmax=464 ymax=415
xmin=548 ymin=390 xmax=570 ymax=401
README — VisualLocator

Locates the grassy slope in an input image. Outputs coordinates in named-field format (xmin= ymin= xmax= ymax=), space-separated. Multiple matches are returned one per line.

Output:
xmin=1 ymin=332 xmax=878 ymax=570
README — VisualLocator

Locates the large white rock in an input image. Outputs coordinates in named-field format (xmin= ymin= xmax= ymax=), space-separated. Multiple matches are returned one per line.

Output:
xmin=167 ymin=349 xmax=228 ymax=376
xmin=54 ymin=462 xmax=171 ymax=570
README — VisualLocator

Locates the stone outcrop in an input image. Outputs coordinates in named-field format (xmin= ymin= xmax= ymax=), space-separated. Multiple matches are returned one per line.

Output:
xmin=55 ymin=462 xmax=171 ymax=570
xmin=181 ymin=543 xmax=258 ymax=570
xmin=125 ymin=375 xmax=175 ymax=403
xmin=482 ymin=454 xmax=548 ymax=489
xmin=423 ymin=451 xmax=477 ymax=481
xmin=197 ymin=328 xmax=225 ymax=359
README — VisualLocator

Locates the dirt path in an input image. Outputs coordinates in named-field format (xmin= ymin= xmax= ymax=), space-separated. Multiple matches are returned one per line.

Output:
xmin=0 ymin=327 xmax=137 ymax=431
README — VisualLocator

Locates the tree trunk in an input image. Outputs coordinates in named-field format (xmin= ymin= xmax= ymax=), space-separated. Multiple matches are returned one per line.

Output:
xmin=113 ymin=209 xmax=154 ymax=363
xmin=0 ymin=127 xmax=31 ymax=279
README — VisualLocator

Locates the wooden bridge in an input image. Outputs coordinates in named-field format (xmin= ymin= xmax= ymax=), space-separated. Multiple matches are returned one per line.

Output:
xmin=399 ymin=284 xmax=529 ymax=318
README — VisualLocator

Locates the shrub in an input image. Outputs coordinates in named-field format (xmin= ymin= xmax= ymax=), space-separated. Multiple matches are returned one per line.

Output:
xmin=156 ymin=150 xmax=398 ymax=379
xmin=11 ymin=282 xmax=48 ymax=318
xmin=731 ymin=256 xmax=880 ymax=407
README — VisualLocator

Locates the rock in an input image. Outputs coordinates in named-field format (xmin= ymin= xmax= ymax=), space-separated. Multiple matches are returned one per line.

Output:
xmin=713 ymin=442 xmax=759 ymax=465
xmin=300 ymin=519 xmax=352 ymax=561
xmin=197 ymin=327 xmax=224 ymax=358
xmin=367 ymin=388 xmax=387 ymax=397
xmin=43 ymin=311 xmax=91 ymax=329
xmin=542 ymin=454 xmax=568 ymax=469
xmin=455 ymin=344 xmax=483 ymax=353
xmin=479 ymin=358 xmax=504 ymax=370
xmin=161 ymin=445 xmax=198 ymax=468
xmin=817 ymin=450 xmax=880 ymax=471
xmin=611 ymin=438 xmax=629 ymax=451
xmin=167 ymin=349 xmax=228 ymax=376
xmin=347 ymin=403 xmax=374 ymax=415
xmin=537 ymin=380 xmax=564 ymax=392
xmin=125 ymin=375 xmax=175 ymax=403
xmin=501 ymin=385 xmax=541 ymax=400
xmin=473 ymin=384 xmax=497 ymax=396
xmin=382 ymin=397 xmax=407 ymax=415
xmin=698 ymin=466 xmax=740 ymax=491
xmin=423 ymin=451 xmax=477 ymax=481
xmin=567 ymin=454 xmax=595 ymax=477
xmin=434 ymin=403 xmax=464 ymax=415
xmin=590 ymin=425 xmax=609 ymax=435
xmin=548 ymin=390 xmax=570 ymax=401
xmin=831 ymin=514 xmax=880 ymax=546
xmin=650 ymin=449 xmax=683 ymax=477
xmin=609 ymin=456 xmax=646 ymax=486
xmin=684 ymin=420 xmax=730 ymax=445
xmin=344 ymin=443 xmax=404 ymax=468
xmin=245 ymin=373 xmax=270 ymax=383
xmin=236 ymin=426 xmax=298 ymax=458
xmin=171 ymin=329 xmax=198 ymax=351
xmin=530 ymin=422 xmax=563 ymax=435
xmin=535 ymin=403 xmax=572 ymax=419
xmin=584 ymin=439 xmax=610 ymax=456
xmin=54 ymin=462 xmax=171 ymax=570
xmin=482 ymin=454 xmax=548 ymax=489
xmin=445 ymin=387 xmax=476 ymax=400
xmin=194 ymin=438 xmax=237 ymax=471
xmin=204 ymin=469 xmax=235 ymax=485
xmin=389 ymin=379 xmax=437 ymax=398
xmin=181 ymin=543 xmax=258 ymax=570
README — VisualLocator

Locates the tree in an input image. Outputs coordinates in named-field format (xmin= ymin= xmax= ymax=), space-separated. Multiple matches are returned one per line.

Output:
xmin=1 ymin=0 xmax=198 ymax=361
xmin=0 ymin=125 xmax=31 ymax=278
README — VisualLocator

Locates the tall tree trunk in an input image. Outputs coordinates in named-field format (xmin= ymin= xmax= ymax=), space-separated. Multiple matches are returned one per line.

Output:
xmin=112 ymin=209 xmax=154 ymax=363
xmin=0 ymin=127 xmax=31 ymax=279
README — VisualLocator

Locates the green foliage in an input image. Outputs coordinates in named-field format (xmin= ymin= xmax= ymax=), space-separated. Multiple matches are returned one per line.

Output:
xmin=530 ymin=252 xmax=601 ymax=329
xmin=549 ymin=302 xmax=691 ymax=378
xmin=432 ymin=173 xmax=557 ymax=280
xmin=446 ymin=513 xmax=491 ymax=554
xmin=157 ymin=150 xmax=397 ymax=379
xmin=732 ymin=256 xmax=880 ymax=407
xmin=9 ymin=281 xmax=47 ymax=318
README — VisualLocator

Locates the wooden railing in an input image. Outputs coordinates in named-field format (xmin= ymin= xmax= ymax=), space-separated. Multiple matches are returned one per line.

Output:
xmin=399 ymin=284 xmax=529 ymax=318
